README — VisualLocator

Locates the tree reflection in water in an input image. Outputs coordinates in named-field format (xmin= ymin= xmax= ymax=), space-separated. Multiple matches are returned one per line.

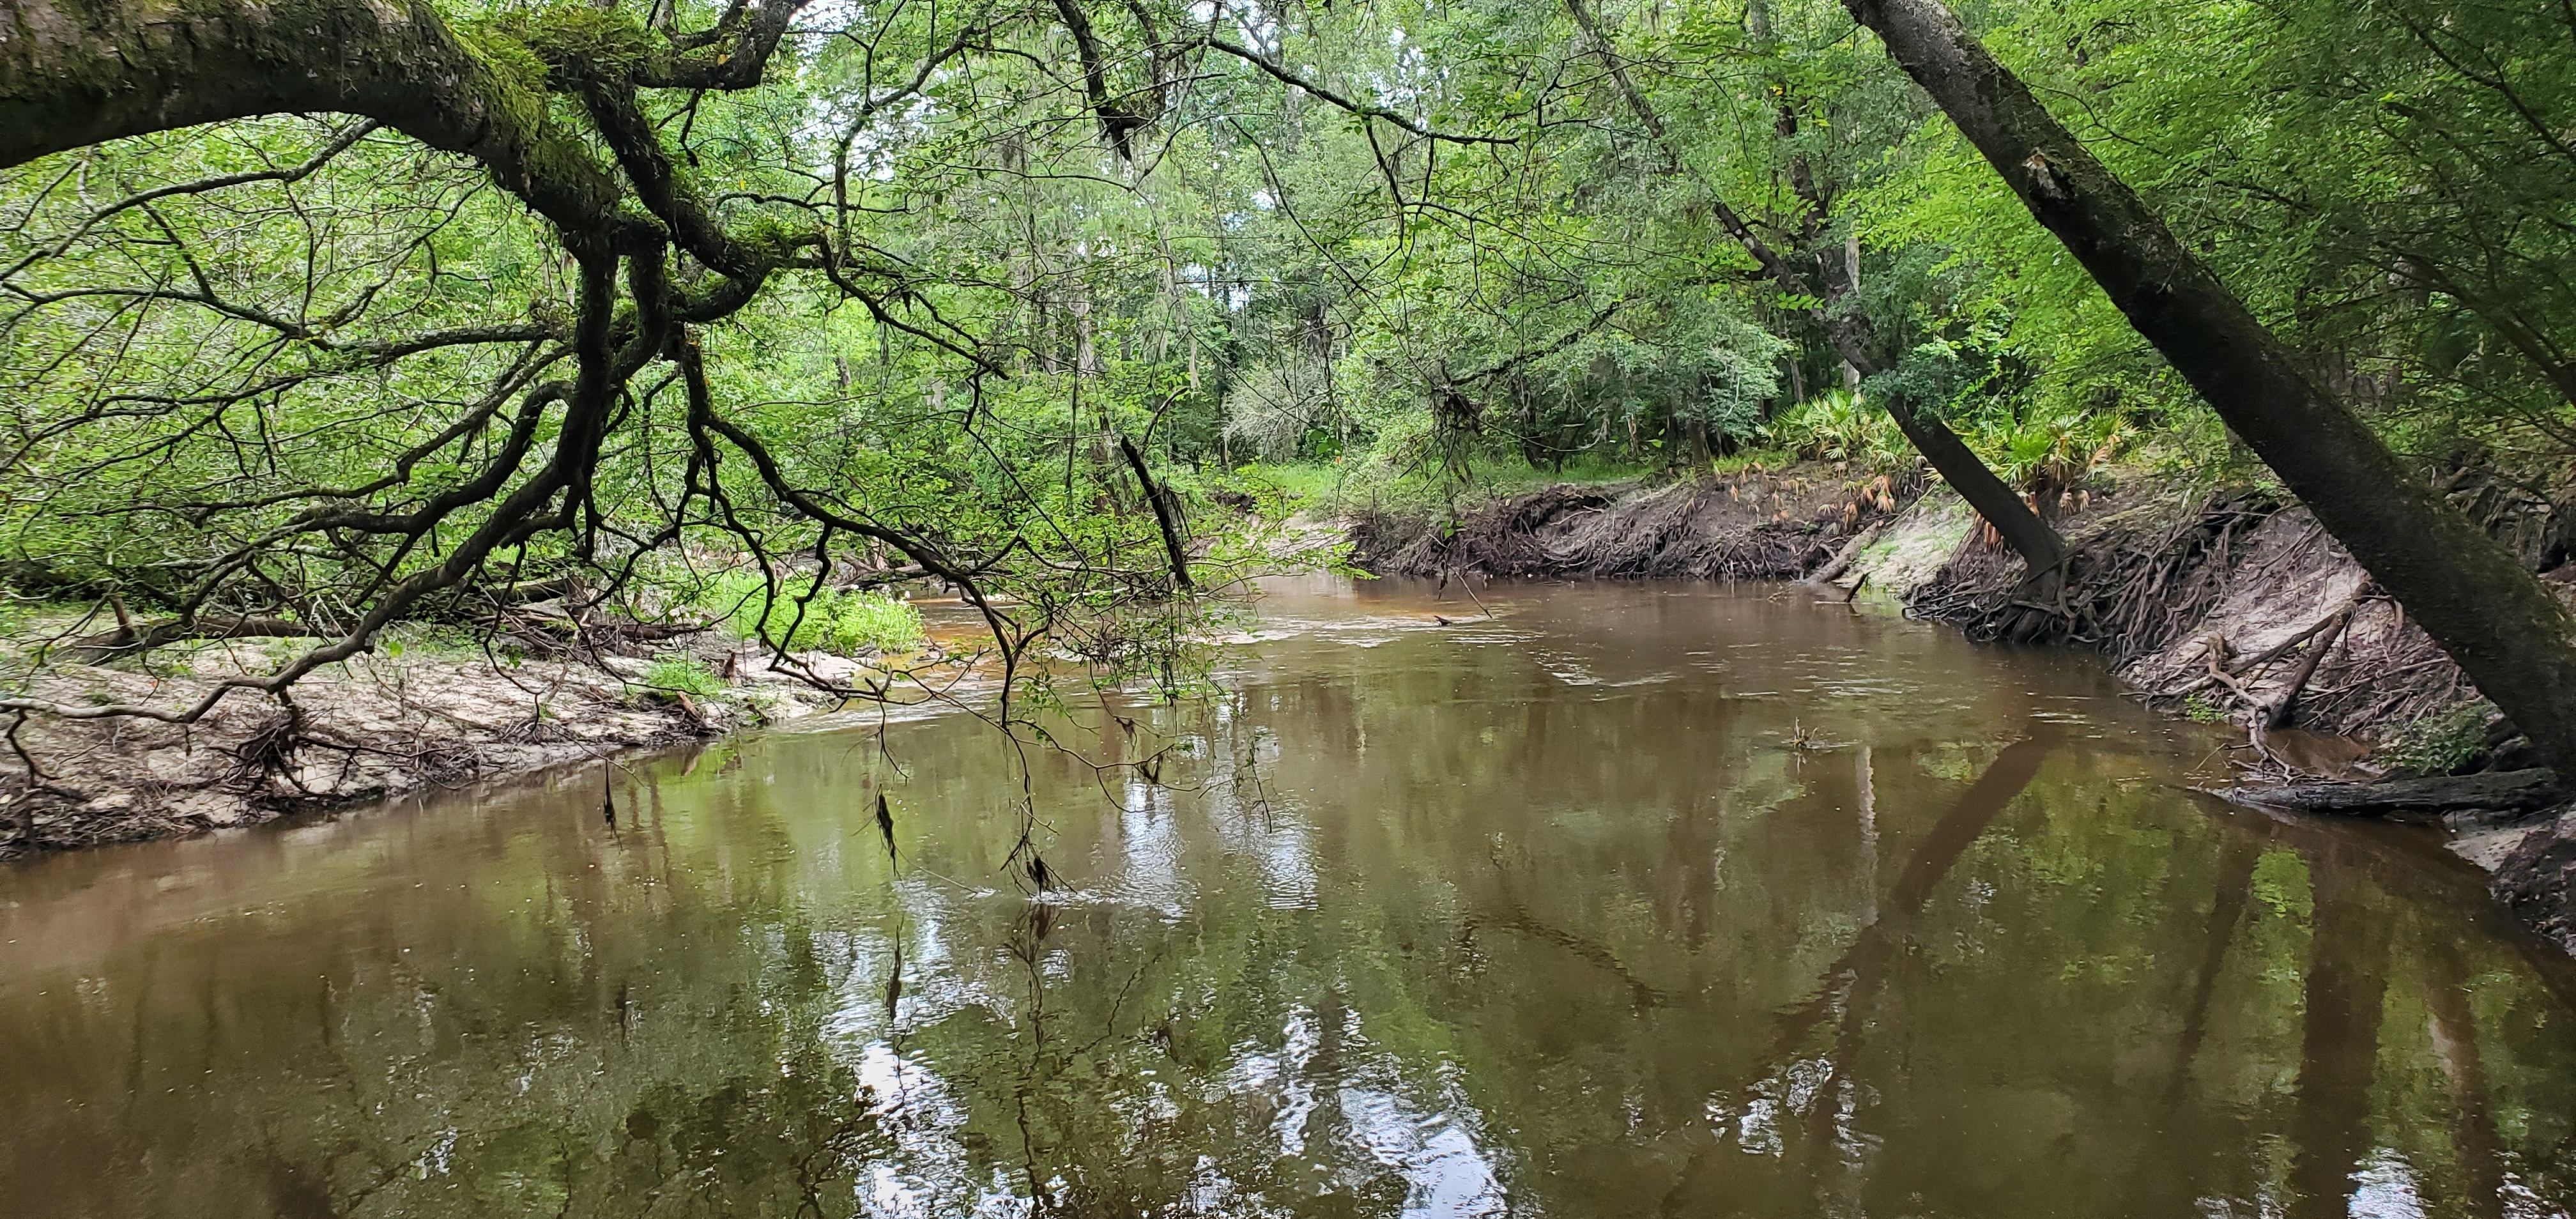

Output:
xmin=1 ymin=579 xmax=2572 ymax=1218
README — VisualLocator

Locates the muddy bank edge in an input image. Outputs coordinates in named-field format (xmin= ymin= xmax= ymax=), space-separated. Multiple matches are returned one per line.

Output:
xmin=1347 ymin=465 xmax=2576 ymax=955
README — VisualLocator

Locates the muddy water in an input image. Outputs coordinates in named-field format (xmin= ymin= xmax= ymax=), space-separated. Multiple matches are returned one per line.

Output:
xmin=3 ymin=579 xmax=2573 ymax=1218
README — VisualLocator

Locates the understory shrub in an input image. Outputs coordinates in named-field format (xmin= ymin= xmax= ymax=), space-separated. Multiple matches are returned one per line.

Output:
xmin=1761 ymin=390 xmax=1914 ymax=470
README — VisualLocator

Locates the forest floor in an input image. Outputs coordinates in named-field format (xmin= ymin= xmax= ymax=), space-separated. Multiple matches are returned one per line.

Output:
xmin=1347 ymin=459 xmax=2576 ymax=954
xmin=0 ymin=617 xmax=974 ymax=859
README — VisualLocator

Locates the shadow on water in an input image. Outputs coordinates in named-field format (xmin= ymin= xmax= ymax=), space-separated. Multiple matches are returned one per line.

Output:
xmin=1 ymin=578 xmax=2573 ymax=1218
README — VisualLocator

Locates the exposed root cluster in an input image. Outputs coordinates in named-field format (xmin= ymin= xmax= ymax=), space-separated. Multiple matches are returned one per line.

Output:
xmin=1911 ymin=489 xmax=2278 ymax=657
xmin=1906 ymin=473 xmax=2576 ymax=750
xmin=1352 ymin=468 xmax=1914 ymax=582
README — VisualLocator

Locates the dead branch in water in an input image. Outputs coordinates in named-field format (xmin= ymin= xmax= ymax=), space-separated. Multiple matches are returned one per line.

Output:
xmin=1806 ymin=521 xmax=1883 ymax=585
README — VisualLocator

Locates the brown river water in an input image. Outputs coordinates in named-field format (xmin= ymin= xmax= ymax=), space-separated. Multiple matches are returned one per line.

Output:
xmin=3 ymin=578 xmax=2573 ymax=1218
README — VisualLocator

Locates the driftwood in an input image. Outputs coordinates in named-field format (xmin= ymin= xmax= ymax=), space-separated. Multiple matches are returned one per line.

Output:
xmin=2217 ymin=768 xmax=2562 ymax=817
xmin=1806 ymin=522 xmax=1882 ymax=585
xmin=2166 ymin=592 xmax=2365 ymax=705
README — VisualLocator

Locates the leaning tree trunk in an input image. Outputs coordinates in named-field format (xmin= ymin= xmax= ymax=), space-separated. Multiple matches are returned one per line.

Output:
xmin=1869 ymin=374 xmax=2064 ymax=578
xmin=1841 ymin=0 xmax=2576 ymax=777
xmin=1564 ymin=0 xmax=2065 ymax=576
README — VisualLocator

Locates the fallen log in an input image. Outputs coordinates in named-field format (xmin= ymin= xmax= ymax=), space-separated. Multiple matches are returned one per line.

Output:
xmin=57 ymin=615 xmax=327 ymax=664
xmin=2215 ymin=769 xmax=2563 ymax=817
xmin=1806 ymin=523 xmax=1883 ymax=585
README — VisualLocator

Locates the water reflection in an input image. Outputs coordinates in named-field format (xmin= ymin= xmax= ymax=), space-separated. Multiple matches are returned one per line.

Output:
xmin=1 ymin=578 xmax=2573 ymax=1218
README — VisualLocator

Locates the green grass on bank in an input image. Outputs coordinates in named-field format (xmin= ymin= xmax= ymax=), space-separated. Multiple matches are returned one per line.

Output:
xmin=691 ymin=570 xmax=926 ymax=656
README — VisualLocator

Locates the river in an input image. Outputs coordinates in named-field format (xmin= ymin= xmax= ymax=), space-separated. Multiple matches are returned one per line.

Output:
xmin=2 ymin=578 xmax=2572 ymax=1217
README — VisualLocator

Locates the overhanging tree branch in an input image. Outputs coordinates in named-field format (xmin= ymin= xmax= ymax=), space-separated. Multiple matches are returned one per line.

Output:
xmin=1199 ymin=36 xmax=1523 ymax=148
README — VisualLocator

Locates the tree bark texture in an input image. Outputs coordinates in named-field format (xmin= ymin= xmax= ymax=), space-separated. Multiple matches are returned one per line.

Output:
xmin=1118 ymin=435 xmax=1193 ymax=593
xmin=1844 ymin=0 xmax=2576 ymax=778
xmin=1 ymin=0 xmax=792 ymax=249
xmin=4 ymin=0 xmax=611 ymax=235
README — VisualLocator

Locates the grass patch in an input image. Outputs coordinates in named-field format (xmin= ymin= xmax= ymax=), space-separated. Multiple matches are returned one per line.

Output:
xmin=640 ymin=656 xmax=726 ymax=697
xmin=696 ymin=570 xmax=925 ymax=656
xmin=377 ymin=623 xmax=492 ymax=661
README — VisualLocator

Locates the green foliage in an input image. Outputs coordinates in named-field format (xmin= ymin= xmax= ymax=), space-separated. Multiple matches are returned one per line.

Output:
xmin=1249 ymin=452 xmax=1653 ymax=520
xmin=2379 ymin=702 xmax=2498 ymax=777
xmin=696 ymin=571 xmax=924 ymax=657
xmin=1855 ymin=0 xmax=2576 ymax=467
xmin=638 ymin=656 xmax=726 ymax=698
xmin=477 ymin=4 xmax=660 ymax=76
xmin=1968 ymin=404 xmax=2135 ymax=498
xmin=1763 ymin=390 xmax=1913 ymax=470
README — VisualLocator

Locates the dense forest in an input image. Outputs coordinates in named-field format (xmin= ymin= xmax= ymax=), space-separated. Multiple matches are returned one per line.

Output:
xmin=3 ymin=0 xmax=2575 ymax=760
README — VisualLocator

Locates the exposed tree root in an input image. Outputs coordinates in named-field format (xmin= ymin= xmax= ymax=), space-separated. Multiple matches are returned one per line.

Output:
xmin=1351 ymin=467 xmax=1913 ymax=581
xmin=1901 ymin=481 xmax=2575 ymax=749
xmin=1910 ymin=489 xmax=2280 ymax=657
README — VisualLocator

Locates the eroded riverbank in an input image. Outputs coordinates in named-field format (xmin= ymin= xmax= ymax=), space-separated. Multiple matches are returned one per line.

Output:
xmin=1351 ymin=468 xmax=2576 ymax=954
xmin=0 ymin=604 xmax=993 ymax=858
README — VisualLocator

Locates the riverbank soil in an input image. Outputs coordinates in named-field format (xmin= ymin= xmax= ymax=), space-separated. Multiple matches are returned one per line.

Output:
xmin=1350 ymin=466 xmax=1914 ymax=580
xmin=0 ymin=611 xmax=962 ymax=857
xmin=1350 ymin=461 xmax=2576 ymax=953
xmin=0 ymin=656 xmax=705 ymax=854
